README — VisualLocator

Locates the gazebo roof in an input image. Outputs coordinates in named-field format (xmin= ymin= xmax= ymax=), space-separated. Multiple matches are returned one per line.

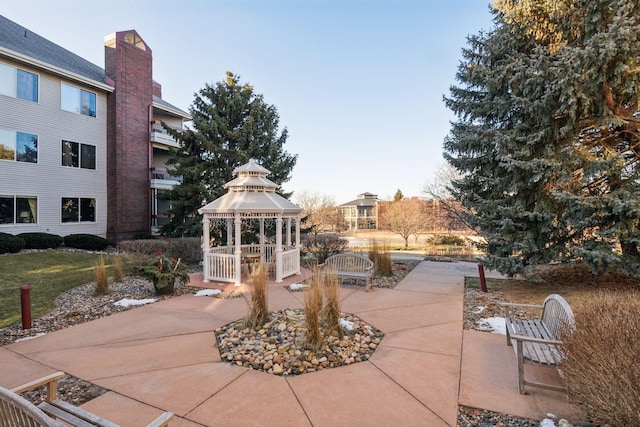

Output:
xmin=198 ymin=159 xmax=303 ymax=216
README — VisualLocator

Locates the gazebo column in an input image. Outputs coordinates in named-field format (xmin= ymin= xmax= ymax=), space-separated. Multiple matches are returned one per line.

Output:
xmin=295 ymin=217 xmax=301 ymax=275
xmin=234 ymin=215 xmax=242 ymax=286
xmin=286 ymin=218 xmax=292 ymax=248
xmin=226 ymin=219 xmax=233 ymax=251
xmin=202 ymin=215 xmax=210 ymax=282
xmin=275 ymin=216 xmax=283 ymax=282
xmin=259 ymin=218 xmax=265 ymax=263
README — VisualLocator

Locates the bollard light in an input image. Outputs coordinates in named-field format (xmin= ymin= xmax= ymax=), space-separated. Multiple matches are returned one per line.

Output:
xmin=20 ymin=284 xmax=32 ymax=330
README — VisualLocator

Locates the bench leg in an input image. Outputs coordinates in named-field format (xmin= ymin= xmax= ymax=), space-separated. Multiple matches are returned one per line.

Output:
xmin=516 ymin=340 xmax=525 ymax=394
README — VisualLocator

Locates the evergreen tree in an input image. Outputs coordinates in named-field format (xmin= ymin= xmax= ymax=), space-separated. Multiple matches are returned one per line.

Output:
xmin=161 ymin=72 xmax=297 ymax=237
xmin=393 ymin=189 xmax=404 ymax=201
xmin=444 ymin=1 xmax=640 ymax=277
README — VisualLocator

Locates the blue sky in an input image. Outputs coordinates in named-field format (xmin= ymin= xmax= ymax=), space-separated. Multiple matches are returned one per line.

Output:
xmin=2 ymin=0 xmax=494 ymax=204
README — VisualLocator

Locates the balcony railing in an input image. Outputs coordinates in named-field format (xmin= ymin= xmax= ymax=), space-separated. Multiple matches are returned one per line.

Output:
xmin=150 ymin=168 xmax=182 ymax=190
xmin=151 ymin=122 xmax=182 ymax=148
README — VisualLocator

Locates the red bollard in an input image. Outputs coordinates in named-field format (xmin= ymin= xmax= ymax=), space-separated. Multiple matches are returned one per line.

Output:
xmin=20 ymin=284 xmax=32 ymax=330
xmin=477 ymin=264 xmax=488 ymax=293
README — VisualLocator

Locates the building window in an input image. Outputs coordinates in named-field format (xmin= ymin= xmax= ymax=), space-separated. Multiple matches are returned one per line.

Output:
xmin=0 ymin=128 xmax=38 ymax=163
xmin=0 ymin=195 xmax=37 ymax=224
xmin=0 ymin=63 xmax=38 ymax=102
xmin=62 ymin=140 xmax=96 ymax=169
xmin=61 ymin=83 xmax=96 ymax=117
xmin=62 ymin=197 xmax=95 ymax=223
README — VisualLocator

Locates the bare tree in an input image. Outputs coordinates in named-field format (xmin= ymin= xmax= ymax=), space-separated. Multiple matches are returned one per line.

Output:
xmin=422 ymin=163 xmax=473 ymax=234
xmin=294 ymin=191 xmax=339 ymax=235
xmin=381 ymin=198 xmax=427 ymax=248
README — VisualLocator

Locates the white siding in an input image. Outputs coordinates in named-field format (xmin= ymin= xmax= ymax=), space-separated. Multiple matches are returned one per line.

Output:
xmin=0 ymin=58 xmax=108 ymax=238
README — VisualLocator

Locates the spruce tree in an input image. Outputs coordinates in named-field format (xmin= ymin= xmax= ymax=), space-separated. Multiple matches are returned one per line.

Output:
xmin=161 ymin=72 xmax=297 ymax=237
xmin=444 ymin=1 xmax=640 ymax=277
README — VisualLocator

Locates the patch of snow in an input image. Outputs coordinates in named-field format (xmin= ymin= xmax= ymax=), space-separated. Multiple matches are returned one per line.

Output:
xmin=15 ymin=333 xmax=46 ymax=342
xmin=474 ymin=305 xmax=486 ymax=314
xmin=195 ymin=289 xmax=222 ymax=297
xmin=546 ymin=413 xmax=557 ymax=419
xmin=339 ymin=318 xmax=355 ymax=331
xmin=477 ymin=316 xmax=506 ymax=335
xmin=540 ymin=418 xmax=556 ymax=427
xmin=289 ymin=283 xmax=309 ymax=291
xmin=113 ymin=298 xmax=156 ymax=307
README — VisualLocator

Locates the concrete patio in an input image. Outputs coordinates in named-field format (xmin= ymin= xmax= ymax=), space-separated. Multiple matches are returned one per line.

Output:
xmin=0 ymin=261 xmax=582 ymax=426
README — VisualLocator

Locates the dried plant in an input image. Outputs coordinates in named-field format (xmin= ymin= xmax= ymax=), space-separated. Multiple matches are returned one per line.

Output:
xmin=304 ymin=271 xmax=323 ymax=348
xmin=112 ymin=255 xmax=124 ymax=282
xmin=94 ymin=256 xmax=109 ymax=296
xmin=369 ymin=240 xmax=392 ymax=277
xmin=562 ymin=290 xmax=640 ymax=426
xmin=246 ymin=264 xmax=269 ymax=329
xmin=322 ymin=272 xmax=341 ymax=336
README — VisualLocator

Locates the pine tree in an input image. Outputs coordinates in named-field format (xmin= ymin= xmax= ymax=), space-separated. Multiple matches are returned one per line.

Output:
xmin=444 ymin=1 xmax=640 ymax=277
xmin=393 ymin=189 xmax=404 ymax=201
xmin=161 ymin=72 xmax=297 ymax=237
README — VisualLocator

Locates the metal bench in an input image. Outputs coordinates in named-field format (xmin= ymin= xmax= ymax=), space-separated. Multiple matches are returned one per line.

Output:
xmin=500 ymin=294 xmax=575 ymax=394
xmin=319 ymin=253 xmax=374 ymax=291
xmin=1 ymin=372 xmax=174 ymax=426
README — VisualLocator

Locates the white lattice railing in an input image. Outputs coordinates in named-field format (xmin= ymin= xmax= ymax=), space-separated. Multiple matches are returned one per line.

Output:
xmin=204 ymin=245 xmax=298 ymax=283
xmin=205 ymin=253 xmax=236 ymax=282
xmin=281 ymin=248 xmax=300 ymax=278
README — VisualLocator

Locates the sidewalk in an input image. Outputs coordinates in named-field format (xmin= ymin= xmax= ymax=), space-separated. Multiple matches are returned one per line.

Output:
xmin=0 ymin=261 xmax=581 ymax=426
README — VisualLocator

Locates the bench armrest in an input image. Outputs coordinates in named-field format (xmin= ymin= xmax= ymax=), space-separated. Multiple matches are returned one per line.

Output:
xmin=509 ymin=334 xmax=563 ymax=346
xmin=499 ymin=302 xmax=544 ymax=309
xmin=11 ymin=371 xmax=65 ymax=401
xmin=500 ymin=302 xmax=543 ymax=318
xmin=147 ymin=411 xmax=175 ymax=427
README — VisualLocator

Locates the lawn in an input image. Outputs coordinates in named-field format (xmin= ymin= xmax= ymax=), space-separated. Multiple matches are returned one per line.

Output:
xmin=466 ymin=263 xmax=640 ymax=310
xmin=0 ymin=252 xmax=117 ymax=328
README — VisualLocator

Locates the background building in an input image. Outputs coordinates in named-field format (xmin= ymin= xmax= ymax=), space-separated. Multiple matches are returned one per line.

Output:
xmin=338 ymin=192 xmax=379 ymax=230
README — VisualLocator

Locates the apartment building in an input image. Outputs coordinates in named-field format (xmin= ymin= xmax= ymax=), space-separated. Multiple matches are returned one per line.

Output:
xmin=0 ymin=15 xmax=190 ymax=242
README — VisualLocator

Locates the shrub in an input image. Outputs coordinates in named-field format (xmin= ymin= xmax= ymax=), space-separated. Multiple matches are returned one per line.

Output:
xmin=322 ymin=272 xmax=341 ymax=336
xmin=427 ymin=234 xmax=465 ymax=246
xmin=165 ymin=237 xmax=201 ymax=266
xmin=0 ymin=232 xmax=26 ymax=254
xmin=368 ymin=240 xmax=392 ymax=277
xmin=94 ymin=257 xmax=109 ymax=296
xmin=304 ymin=271 xmax=323 ymax=348
xmin=17 ymin=232 xmax=63 ymax=249
xmin=245 ymin=264 xmax=269 ymax=329
xmin=118 ymin=239 xmax=168 ymax=257
xmin=64 ymin=234 xmax=109 ymax=251
xmin=112 ymin=255 xmax=124 ymax=282
xmin=302 ymin=233 xmax=348 ymax=264
xmin=562 ymin=290 xmax=640 ymax=426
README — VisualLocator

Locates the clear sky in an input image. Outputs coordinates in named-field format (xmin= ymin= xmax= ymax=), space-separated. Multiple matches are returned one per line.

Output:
xmin=2 ymin=0 xmax=494 ymax=204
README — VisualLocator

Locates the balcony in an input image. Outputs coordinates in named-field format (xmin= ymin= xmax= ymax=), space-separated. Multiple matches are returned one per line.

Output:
xmin=150 ymin=168 xmax=182 ymax=190
xmin=151 ymin=122 xmax=181 ymax=149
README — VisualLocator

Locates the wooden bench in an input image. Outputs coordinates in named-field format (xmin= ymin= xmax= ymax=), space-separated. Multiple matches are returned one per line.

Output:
xmin=2 ymin=372 xmax=174 ymax=427
xmin=319 ymin=253 xmax=374 ymax=291
xmin=500 ymin=294 xmax=575 ymax=394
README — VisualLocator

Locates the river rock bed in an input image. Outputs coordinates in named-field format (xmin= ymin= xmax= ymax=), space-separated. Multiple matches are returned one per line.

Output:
xmin=215 ymin=309 xmax=384 ymax=375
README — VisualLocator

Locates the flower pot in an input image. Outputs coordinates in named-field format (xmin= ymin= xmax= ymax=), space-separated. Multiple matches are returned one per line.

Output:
xmin=153 ymin=276 xmax=176 ymax=295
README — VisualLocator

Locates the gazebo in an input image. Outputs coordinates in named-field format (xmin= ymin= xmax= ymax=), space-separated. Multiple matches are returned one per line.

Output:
xmin=198 ymin=159 xmax=304 ymax=285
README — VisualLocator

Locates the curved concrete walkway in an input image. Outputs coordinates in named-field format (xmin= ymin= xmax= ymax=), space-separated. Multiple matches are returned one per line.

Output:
xmin=0 ymin=261 xmax=581 ymax=426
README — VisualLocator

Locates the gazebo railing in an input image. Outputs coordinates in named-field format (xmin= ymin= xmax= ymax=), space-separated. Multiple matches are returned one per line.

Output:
xmin=204 ymin=244 xmax=298 ymax=283
xmin=205 ymin=253 xmax=236 ymax=282
xmin=280 ymin=248 xmax=300 ymax=278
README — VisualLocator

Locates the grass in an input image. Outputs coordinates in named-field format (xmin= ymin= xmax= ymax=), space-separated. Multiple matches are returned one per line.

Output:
xmin=466 ymin=263 xmax=640 ymax=313
xmin=0 ymin=251 xmax=116 ymax=328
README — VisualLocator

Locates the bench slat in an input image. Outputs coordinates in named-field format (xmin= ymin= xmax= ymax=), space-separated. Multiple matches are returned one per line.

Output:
xmin=38 ymin=402 xmax=98 ymax=427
